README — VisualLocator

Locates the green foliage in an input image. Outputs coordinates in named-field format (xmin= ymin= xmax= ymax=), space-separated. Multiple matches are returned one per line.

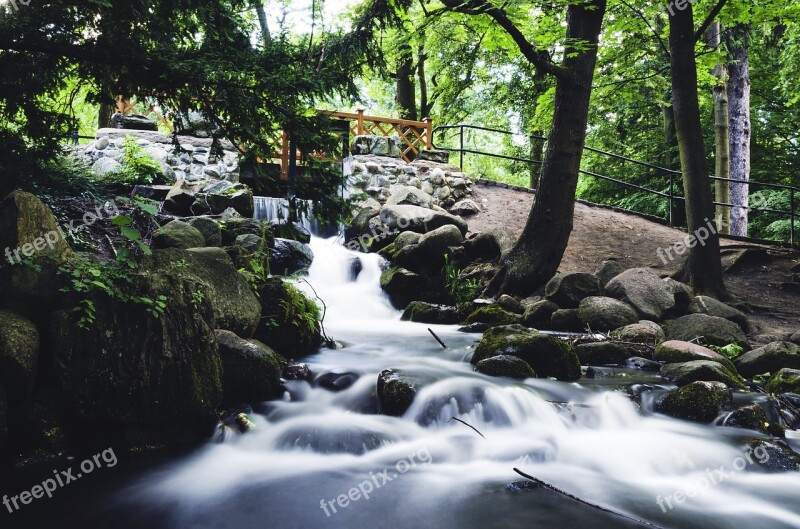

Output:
xmin=111 ymin=195 xmax=160 ymax=262
xmin=443 ymin=254 xmax=479 ymax=306
xmin=709 ymin=343 xmax=745 ymax=359
xmin=237 ymin=223 xmax=272 ymax=293
xmin=99 ymin=136 xmax=164 ymax=186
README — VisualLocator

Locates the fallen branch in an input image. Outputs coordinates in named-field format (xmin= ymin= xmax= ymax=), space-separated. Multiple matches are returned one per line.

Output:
xmin=448 ymin=417 xmax=486 ymax=439
xmin=428 ymin=328 xmax=448 ymax=349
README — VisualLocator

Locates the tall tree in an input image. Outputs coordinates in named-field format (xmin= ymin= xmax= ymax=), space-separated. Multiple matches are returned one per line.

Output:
xmin=707 ymin=21 xmax=730 ymax=234
xmin=395 ymin=41 xmax=418 ymax=120
xmin=727 ymin=24 xmax=751 ymax=237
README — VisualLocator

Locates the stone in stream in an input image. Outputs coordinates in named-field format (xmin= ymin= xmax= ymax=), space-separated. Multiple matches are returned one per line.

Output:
xmin=380 ymin=267 xmax=425 ymax=309
xmin=521 ymin=300 xmax=559 ymax=328
xmin=497 ymin=294 xmax=524 ymax=314
xmin=610 ymin=320 xmax=665 ymax=344
xmin=253 ymin=278 xmax=321 ymax=359
xmin=604 ymin=268 xmax=675 ymax=322
xmin=315 ymin=372 xmax=359 ymax=392
xmin=575 ymin=342 xmax=631 ymax=366
xmin=735 ymin=342 xmax=800 ymax=378
xmin=624 ymin=357 xmax=663 ymax=372
xmin=475 ymin=355 xmax=536 ymax=379
xmin=220 ymin=218 xmax=273 ymax=247
xmin=283 ymin=363 xmax=311 ymax=381
xmin=377 ymin=369 xmax=416 ymax=416
xmin=746 ymin=440 xmax=800 ymax=472
xmin=577 ymin=296 xmax=639 ymax=332
xmin=765 ymin=368 xmax=800 ymax=394
xmin=665 ymin=314 xmax=750 ymax=351
xmin=549 ymin=308 xmax=583 ymax=333
xmin=544 ymin=272 xmax=602 ymax=309
xmin=270 ymin=220 xmax=311 ymax=244
xmin=269 ymin=239 xmax=314 ymax=276
xmin=464 ymin=305 xmax=522 ymax=326
xmin=0 ymin=309 xmax=40 ymax=402
xmin=658 ymin=360 xmax=744 ymax=389
xmin=654 ymin=340 xmax=738 ymax=373
xmin=655 ymin=381 xmax=732 ymax=423
xmin=401 ymin=302 xmax=463 ymax=325
xmin=721 ymin=404 xmax=784 ymax=437
xmin=216 ymin=330 xmax=284 ymax=405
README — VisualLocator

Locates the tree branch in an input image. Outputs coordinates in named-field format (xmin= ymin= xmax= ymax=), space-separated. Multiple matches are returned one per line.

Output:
xmin=694 ymin=0 xmax=728 ymax=43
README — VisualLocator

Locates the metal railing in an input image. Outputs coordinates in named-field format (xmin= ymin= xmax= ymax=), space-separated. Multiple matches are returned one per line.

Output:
xmin=433 ymin=124 xmax=798 ymax=247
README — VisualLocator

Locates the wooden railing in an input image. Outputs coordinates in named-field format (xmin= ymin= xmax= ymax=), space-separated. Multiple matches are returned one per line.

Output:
xmin=325 ymin=110 xmax=434 ymax=163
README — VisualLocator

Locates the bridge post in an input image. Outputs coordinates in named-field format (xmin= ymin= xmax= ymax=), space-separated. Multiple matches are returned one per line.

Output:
xmin=356 ymin=108 xmax=365 ymax=136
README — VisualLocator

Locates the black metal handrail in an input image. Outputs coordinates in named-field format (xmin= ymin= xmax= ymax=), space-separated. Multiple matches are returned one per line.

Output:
xmin=433 ymin=123 xmax=798 ymax=247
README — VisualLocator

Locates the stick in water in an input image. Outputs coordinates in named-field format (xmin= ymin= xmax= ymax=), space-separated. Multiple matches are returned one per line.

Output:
xmin=512 ymin=468 xmax=665 ymax=529
xmin=448 ymin=417 xmax=486 ymax=439
xmin=428 ymin=328 xmax=448 ymax=349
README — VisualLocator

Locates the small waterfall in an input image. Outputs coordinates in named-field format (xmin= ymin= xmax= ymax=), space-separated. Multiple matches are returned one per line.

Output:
xmin=253 ymin=196 xmax=338 ymax=238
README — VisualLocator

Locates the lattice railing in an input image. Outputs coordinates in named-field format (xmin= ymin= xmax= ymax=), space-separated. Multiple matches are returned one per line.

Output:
xmin=326 ymin=110 xmax=433 ymax=163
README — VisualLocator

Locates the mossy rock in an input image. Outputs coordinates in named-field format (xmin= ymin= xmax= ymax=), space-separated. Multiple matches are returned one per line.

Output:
xmin=253 ymin=278 xmax=322 ymax=360
xmin=746 ymin=440 xmax=800 ymax=472
xmin=472 ymin=326 xmax=580 ymax=381
xmin=377 ymin=369 xmax=416 ymax=416
xmin=575 ymin=342 xmax=631 ymax=366
xmin=577 ymin=296 xmax=639 ymax=332
xmin=475 ymin=355 xmax=536 ymax=379
xmin=544 ymin=272 xmax=602 ymax=309
xmin=270 ymin=220 xmax=311 ymax=244
xmin=379 ymin=267 xmax=425 ymax=309
xmin=610 ymin=321 xmax=665 ymax=344
xmin=220 ymin=218 xmax=274 ymax=248
xmin=464 ymin=305 xmax=522 ymax=326
xmin=216 ymin=330 xmax=284 ymax=405
xmin=186 ymin=217 xmax=222 ymax=247
xmin=722 ymin=404 xmax=784 ymax=437
xmin=0 ymin=309 xmax=40 ymax=402
xmin=665 ymin=314 xmax=750 ymax=351
xmin=549 ymin=308 xmax=583 ymax=332
xmin=401 ymin=302 xmax=462 ymax=325
xmin=655 ymin=340 xmax=738 ymax=373
xmin=735 ymin=342 xmax=800 ymax=378
xmin=659 ymin=360 xmax=745 ymax=389
xmin=765 ymin=368 xmax=800 ymax=394
xmin=152 ymin=220 xmax=206 ymax=249
xmin=655 ymin=381 xmax=732 ymax=423
xmin=521 ymin=300 xmax=559 ymax=327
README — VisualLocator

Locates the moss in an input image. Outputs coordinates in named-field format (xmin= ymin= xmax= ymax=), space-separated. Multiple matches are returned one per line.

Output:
xmin=377 ymin=369 xmax=416 ymax=416
xmin=254 ymin=278 xmax=322 ymax=359
xmin=475 ymin=355 xmax=536 ymax=379
xmin=575 ymin=342 xmax=631 ymax=366
xmin=765 ymin=368 xmax=800 ymax=394
xmin=401 ymin=302 xmax=462 ymax=325
xmin=465 ymin=305 xmax=522 ymax=326
xmin=655 ymin=381 xmax=732 ymax=423
xmin=659 ymin=360 xmax=746 ymax=389
xmin=723 ymin=404 xmax=784 ymax=437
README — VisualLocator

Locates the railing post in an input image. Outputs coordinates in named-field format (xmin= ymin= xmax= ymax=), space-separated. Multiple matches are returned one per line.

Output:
xmin=792 ymin=188 xmax=796 ymax=247
xmin=356 ymin=108 xmax=365 ymax=136
xmin=423 ymin=117 xmax=433 ymax=150
xmin=668 ymin=172 xmax=674 ymax=227
xmin=280 ymin=130 xmax=289 ymax=180
xmin=459 ymin=125 xmax=464 ymax=171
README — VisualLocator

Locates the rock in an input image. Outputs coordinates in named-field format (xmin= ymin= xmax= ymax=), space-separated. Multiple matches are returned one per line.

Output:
xmin=735 ymin=342 xmax=800 ymax=378
xmin=624 ymin=357 xmax=662 ymax=371
xmin=416 ymin=224 xmax=464 ymax=255
xmin=253 ymin=278 xmax=321 ymax=359
xmin=721 ymin=404 xmax=784 ymax=437
xmin=416 ymin=149 xmax=451 ymax=164
xmin=663 ymin=278 xmax=693 ymax=314
xmin=577 ymin=296 xmax=639 ymax=331
xmin=132 ymin=184 xmax=172 ymax=201
xmin=352 ymin=135 xmax=402 ymax=158
xmin=152 ymin=220 xmax=206 ymax=249
xmin=522 ymin=300 xmax=559 ymax=327
xmin=401 ymin=302 xmax=462 ymax=325
xmin=380 ymin=267 xmax=425 ymax=309
xmin=471 ymin=326 xmax=580 ymax=381
xmin=475 ymin=355 xmax=536 ymax=379
xmin=283 ymin=363 xmax=311 ymax=381
xmin=497 ymin=294 xmax=523 ymax=314
xmin=0 ymin=310 xmax=40 ymax=402
xmin=605 ymin=268 xmax=675 ymax=321
xmin=790 ymin=331 xmax=800 ymax=345
xmin=765 ymin=369 xmax=800 ymax=394
xmin=207 ymin=185 xmax=254 ymax=218
xmin=655 ymin=381 xmax=732 ymax=423
xmin=94 ymin=136 xmax=110 ymax=150
xmin=91 ymin=157 xmax=122 ymax=176
xmin=544 ymin=272 xmax=602 ymax=309
xmin=665 ymin=314 xmax=750 ymax=350
xmin=221 ymin=218 xmax=272 ymax=246
xmin=465 ymin=305 xmax=523 ymax=326
xmin=549 ymin=309 xmax=583 ymax=332
xmin=449 ymin=199 xmax=480 ymax=217
xmin=386 ymin=186 xmax=433 ymax=208
xmin=746 ymin=440 xmax=800 ymax=472
xmin=393 ymin=230 xmax=422 ymax=250
xmin=111 ymin=113 xmax=158 ymax=131
xmin=575 ymin=342 xmax=631 ymax=366
xmin=216 ymin=330 xmax=284 ymax=405
xmin=688 ymin=296 xmax=749 ymax=332
xmin=594 ymin=261 xmax=624 ymax=288
xmin=659 ymin=361 xmax=744 ymax=388
xmin=164 ymin=183 xmax=196 ymax=216
xmin=315 ymin=372 xmax=359 ymax=392
xmin=347 ymin=206 xmax=381 ymax=239
xmin=463 ymin=228 xmax=514 ymax=260
xmin=269 ymin=239 xmax=314 ymax=276
xmin=269 ymin=220 xmax=311 ymax=244
xmin=654 ymin=340 xmax=738 ymax=373
xmin=611 ymin=321 xmax=664 ymax=344
xmin=458 ymin=323 xmax=491 ymax=333
xmin=380 ymin=205 xmax=468 ymax=235
xmin=186 ymin=217 xmax=222 ymax=247
xmin=377 ymin=369 xmax=416 ymax=416
xmin=235 ymin=234 xmax=265 ymax=254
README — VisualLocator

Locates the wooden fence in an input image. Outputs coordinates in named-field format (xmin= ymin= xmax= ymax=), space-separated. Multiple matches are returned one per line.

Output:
xmin=326 ymin=110 xmax=433 ymax=163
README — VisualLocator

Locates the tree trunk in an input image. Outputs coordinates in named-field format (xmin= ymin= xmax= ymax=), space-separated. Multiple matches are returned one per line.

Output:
xmin=727 ymin=24 xmax=751 ymax=237
xmin=669 ymin=6 xmax=729 ymax=299
xmin=663 ymin=96 xmax=686 ymax=227
xmin=489 ymin=0 xmax=606 ymax=296
xmin=707 ymin=22 xmax=730 ymax=234
xmin=251 ymin=0 xmax=271 ymax=48
xmin=396 ymin=43 xmax=417 ymax=121
xmin=418 ymin=43 xmax=432 ymax=118
xmin=529 ymin=133 xmax=545 ymax=189
xmin=98 ymin=99 xmax=114 ymax=129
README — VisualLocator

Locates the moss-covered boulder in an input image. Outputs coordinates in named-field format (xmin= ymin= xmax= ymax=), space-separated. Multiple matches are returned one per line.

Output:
xmin=544 ymin=272 xmax=602 ymax=309
xmin=747 ymin=440 xmax=800 ymax=472
xmin=401 ymin=302 xmax=462 ymax=325
xmin=688 ymin=295 xmax=749 ymax=332
xmin=471 ymin=326 xmax=580 ymax=381
xmin=380 ymin=267 xmax=424 ymax=309
xmin=549 ymin=308 xmax=583 ymax=332
xmin=522 ymin=300 xmax=559 ymax=327
xmin=186 ymin=217 xmax=222 ymax=247
xmin=655 ymin=340 xmax=738 ymax=373
xmin=655 ymin=381 xmax=732 ymax=423
xmin=152 ymin=220 xmax=206 ymax=249
xmin=220 ymin=218 xmax=274 ymax=247
xmin=377 ymin=369 xmax=416 ymax=416
xmin=269 ymin=239 xmax=314 ymax=276
xmin=475 ymin=355 xmax=536 ymax=379
xmin=722 ymin=404 xmax=784 ymax=437
xmin=0 ymin=191 xmax=72 ymax=317
xmin=765 ymin=368 xmax=800 ymax=394
xmin=659 ymin=361 xmax=745 ymax=389
xmin=577 ymin=296 xmax=638 ymax=332
xmin=464 ymin=305 xmax=522 ymax=326
xmin=51 ymin=268 xmax=223 ymax=447
xmin=735 ymin=342 xmax=800 ymax=378
xmin=253 ymin=278 xmax=322 ymax=359
xmin=216 ymin=330 xmax=284 ymax=405
xmin=0 ymin=309 xmax=40 ymax=402
xmin=605 ymin=268 xmax=675 ymax=321
xmin=207 ymin=184 xmax=254 ymax=218
xmin=610 ymin=321 xmax=665 ymax=344
xmin=575 ymin=342 xmax=631 ymax=366
xmin=665 ymin=314 xmax=750 ymax=350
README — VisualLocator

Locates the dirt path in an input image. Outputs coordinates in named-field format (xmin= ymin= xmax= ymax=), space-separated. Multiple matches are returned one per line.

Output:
xmin=468 ymin=183 xmax=800 ymax=337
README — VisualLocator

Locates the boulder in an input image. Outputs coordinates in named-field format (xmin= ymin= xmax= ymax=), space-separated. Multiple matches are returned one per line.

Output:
xmin=216 ymin=330 xmax=284 ymax=405
xmin=688 ymin=296 xmax=749 ymax=332
xmin=722 ymin=404 xmax=784 ymax=437
xmin=164 ymin=183 xmax=196 ymax=216
xmin=663 ymin=278 xmax=693 ymax=314
xmin=655 ymin=381 xmax=732 ymax=423
xmin=377 ymin=369 xmax=416 ymax=416
xmin=314 ymin=372 xmax=359 ymax=392
xmin=380 ymin=267 xmax=425 ymax=309
xmin=765 ymin=368 xmax=800 ymax=394
xmin=791 ymin=331 xmax=800 ymax=345
xmin=221 ymin=218 xmax=273 ymax=247
xmin=207 ymin=184 xmax=254 ymax=218
xmin=665 ymin=314 xmax=750 ymax=350
xmin=463 ymin=228 xmax=514 ymax=260
xmin=605 ymin=268 xmax=675 ymax=321
xmin=0 ymin=310 xmax=40 ymax=402
xmin=497 ymin=294 xmax=523 ymax=314
xmin=253 ymin=278 xmax=321 ymax=359
xmin=380 ymin=205 xmax=468 ymax=235
xmin=735 ymin=342 xmax=800 ymax=378
xmin=471 ymin=326 xmax=580 ymax=381
xmin=386 ymin=186 xmax=433 ymax=208
xmin=186 ymin=217 xmax=222 ymax=247
xmin=575 ymin=342 xmax=631 ymax=366
xmin=269 ymin=239 xmax=314 ymax=276
xmin=659 ymin=361 xmax=744 ymax=389
xmin=654 ymin=340 xmax=738 ymax=373
xmin=594 ymin=260 xmax=624 ymax=288
xmin=549 ymin=309 xmax=583 ymax=332
xmin=522 ymin=300 xmax=559 ymax=327
xmin=416 ymin=149 xmax=451 ymax=164
xmin=624 ymin=357 xmax=663 ymax=371
xmin=152 ymin=220 xmax=206 ymax=249
xmin=611 ymin=321 xmax=665 ymax=344
xmin=449 ymin=199 xmax=480 ymax=217
xmin=746 ymin=440 xmax=800 ymax=472
xmin=91 ymin=157 xmax=122 ymax=176
xmin=111 ymin=113 xmax=158 ymax=131
xmin=401 ymin=302 xmax=462 ymax=325
xmin=475 ymin=355 xmax=536 ymax=379
xmin=416 ymin=224 xmax=464 ymax=256
xmin=269 ymin=220 xmax=311 ymax=244
xmin=577 ymin=296 xmax=639 ymax=331
xmin=464 ymin=305 xmax=522 ymax=326
xmin=544 ymin=272 xmax=602 ymax=309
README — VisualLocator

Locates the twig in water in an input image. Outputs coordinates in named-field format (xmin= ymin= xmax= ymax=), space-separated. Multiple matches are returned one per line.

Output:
xmin=298 ymin=278 xmax=336 ymax=348
xmin=512 ymin=468 xmax=665 ymax=529
xmin=448 ymin=417 xmax=486 ymax=439
xmin=428 ymin=328 xmax=448 ymax=349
